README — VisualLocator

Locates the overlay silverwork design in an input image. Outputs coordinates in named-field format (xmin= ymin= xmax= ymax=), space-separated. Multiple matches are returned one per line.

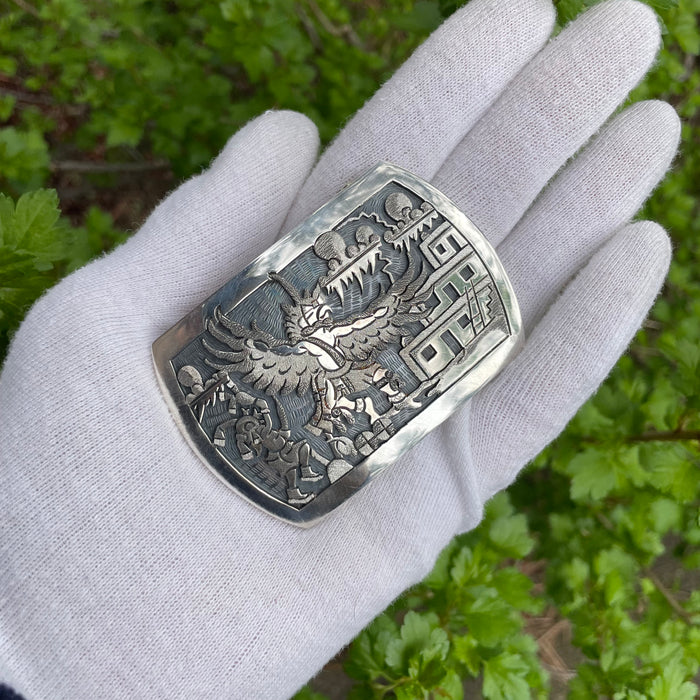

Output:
xmin=153 ymin=163 xmax=522 ymax=526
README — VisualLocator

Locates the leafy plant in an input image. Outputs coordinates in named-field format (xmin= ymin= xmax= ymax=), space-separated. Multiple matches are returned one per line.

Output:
xmin=0 ymin=188 xmax=122 ymax=357
xmin=0 ymin=0 xmax=426 ymax=191
xmin=344 ymin=495 xmax=548 ymax=699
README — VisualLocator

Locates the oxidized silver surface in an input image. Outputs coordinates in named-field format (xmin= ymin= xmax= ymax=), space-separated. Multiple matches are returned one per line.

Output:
xmin=153 ymin=162 xmax=522 ymax=526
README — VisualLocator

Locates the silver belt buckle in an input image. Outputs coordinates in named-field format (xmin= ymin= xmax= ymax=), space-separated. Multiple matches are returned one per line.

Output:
xmin=153 ymin=162 xmax=522 ymax=526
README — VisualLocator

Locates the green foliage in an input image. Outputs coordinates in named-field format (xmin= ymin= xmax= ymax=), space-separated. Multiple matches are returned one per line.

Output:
xmin=338 ymin=495 xmax=547 ymax=700
xmin=2 ymin=0 xmax=700 ymax=698
xmin=0 ymin=189 xmax=64 ymax=349
xmin=0 ymin=0 xmax=424 ymax=189
xmin=0 ymin=188 xmax=122 ymax=356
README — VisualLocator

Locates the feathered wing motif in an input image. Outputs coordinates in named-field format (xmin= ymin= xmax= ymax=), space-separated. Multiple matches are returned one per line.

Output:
xmin=201 ymin=253 xmax=431 ymax=395
xmin=330 ymin=256 xmax=432 ymax=364
xmin=202 ymin=307 xmax=324 ymax=396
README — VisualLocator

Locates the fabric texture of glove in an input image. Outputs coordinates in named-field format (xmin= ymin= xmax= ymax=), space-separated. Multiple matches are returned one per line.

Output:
xmin=0 ymin=0 xmax=680 ymax=698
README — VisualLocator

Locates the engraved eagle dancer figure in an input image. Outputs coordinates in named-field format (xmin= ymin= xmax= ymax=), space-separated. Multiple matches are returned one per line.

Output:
xmin=201 ymin=255 xmax=431 ymax=436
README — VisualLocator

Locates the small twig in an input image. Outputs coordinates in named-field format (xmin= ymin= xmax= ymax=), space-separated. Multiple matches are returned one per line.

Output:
xmin=629 ymin=345 xmax=661 ymax=362
xmin=0 ymin=86 xmax=87 ymax=117
xmin=0 ymin=86 xmax=52 ymax=106
xmin=594 ymin=511 xmax=615 ymax=533
xmin=626 ymin=429 xmax=700 ymax=444
xmin=680 ymin=52 xmax=697 ymax=82
xmin=645 ymin=569 xmax=693 ymax=626
xmin=50 ymin=159 xmax=170 ymax=173
xmin=536 ymin=618 xmax=570 ymax=644
xmin=582 ymin=429 xmax=700 ymax=446
xmin=296 ymin=3 xmax=322 ymax=50
xmin=305 ymin=0 xmax=364 ymax=49
xmin=10 ymin=0 xmax=40 ymax=18
xmin=539 ymin=639 xmax=577 ymax=681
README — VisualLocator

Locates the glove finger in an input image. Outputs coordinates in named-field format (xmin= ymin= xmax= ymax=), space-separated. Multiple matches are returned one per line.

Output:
xmin=109 ymin=110 xmax=319 ymax=322
xmin=282 ymin=0 xmax=555 ymax=232
xmin=500 ymin=100 xmax=679 ymax=332
xmin=433 ymin=0 xmax=660 ymax=247
xmin=468 ymin=220 xmax=671 ymax=501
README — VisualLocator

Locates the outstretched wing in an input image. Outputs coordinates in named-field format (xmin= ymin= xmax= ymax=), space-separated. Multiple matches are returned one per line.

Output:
xmin=202 ymin=306 xmax=323 ymax=395
xmin=333 ymin=257 xmax=431 ymax=363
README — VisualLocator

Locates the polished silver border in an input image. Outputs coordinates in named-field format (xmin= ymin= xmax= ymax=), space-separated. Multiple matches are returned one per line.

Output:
xmin=153 ymin=162 xmax=522 ymax=526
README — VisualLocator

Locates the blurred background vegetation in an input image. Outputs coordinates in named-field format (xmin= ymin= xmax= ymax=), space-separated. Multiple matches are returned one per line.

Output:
xmin=0 ymin=0 xmax=698 ymax=697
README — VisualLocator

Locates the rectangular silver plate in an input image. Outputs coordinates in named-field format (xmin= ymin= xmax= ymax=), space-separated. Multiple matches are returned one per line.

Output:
xmin=153 ymin=162 xmax=521 ymax=526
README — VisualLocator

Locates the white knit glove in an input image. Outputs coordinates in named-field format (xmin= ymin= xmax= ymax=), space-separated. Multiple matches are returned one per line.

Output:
xmin=0 ymin=0 xmax=680 ymax=697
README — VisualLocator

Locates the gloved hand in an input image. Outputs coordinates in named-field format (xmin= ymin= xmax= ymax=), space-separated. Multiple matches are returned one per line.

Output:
xmin=0 ymin=0 xmax=680 ymax=697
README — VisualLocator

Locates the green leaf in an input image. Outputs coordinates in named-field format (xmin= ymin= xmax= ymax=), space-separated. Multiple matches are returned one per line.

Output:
xmin=409 ymin=630 xmax=450 ymax=684
xmin=106 ymin=119 xmax=143 ymax=147
xmin=0 ymin=194 xmax=15 ymax=245
xmin=645 ymin=444 xmax=699 ymax=503
xmin=345 ymin=628 xmax=382 ymax=681
xmin=436 ymin=669 xmax=464 ymax=700
xmin=548 ymin=512 xmax=575 ymax=542
xmin=669 ymin=4 xmax=700 ymax=54
xmin=219 ymin=0 xmax=253 ymax=22
xmin=423 ymin=539 xmax=458 ymax=589
xmin=452 ymin=634 xmax=480 ymax=676
xmin=0 ymin=55 xmax=17 ymax=74
xmin=488 ymin=513 xmax=534 ymax=558
xmin=643 ymin=376 xmax=684 ymax=430
xmin=482 ymin=652 xmax=531 ymax=700
xmin=345 ymin=614 xmax=397 ymax=681
xmin=0 ymin=94 xmax=16 ymax=121
xmin=649 ymin=497 xmax=682 ymax=533
xmin=568 ymin=445 xmax=648 ymax=502
xmin=450 ymin=546 xmax=484 ymax=587
xmin=9 ymin=189 xmax=62 ymax=256
xmin=491 ymin=568 xmax=542 ymax=613
xmin=594 ymin=547 xmax=639 ymax=606
xmin=568 ymin=448 xmax=617 ymax=501
xmin=394 ymin=682 xmax=425 ymax=700
xmin=647 ymin=658 xmax=698 ymax=700
xmin=461 ymin=589 xmax=521 ymax=647
xmin=560 ymin=557 xmax=590 ymax=592
xmin=572 ymin=399 xmax=619 ymax=437
xmin=0 ymin=126 xmax=50 ymax=187
xmin=385 ymin=611 xmax=432 ymax=670
xmin=385 ymin=611 xmax=447 ymax=674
